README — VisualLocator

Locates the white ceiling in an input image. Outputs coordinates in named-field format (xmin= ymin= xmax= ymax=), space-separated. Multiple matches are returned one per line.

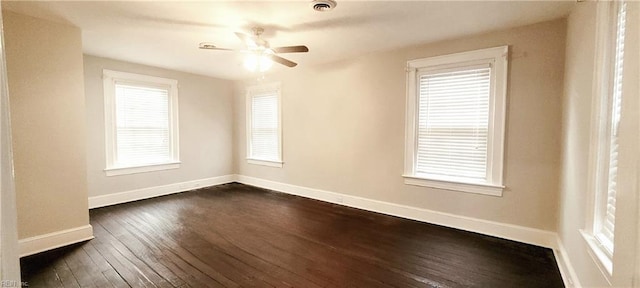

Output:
xmin=3 ymin=1 xmax=575 ymax=80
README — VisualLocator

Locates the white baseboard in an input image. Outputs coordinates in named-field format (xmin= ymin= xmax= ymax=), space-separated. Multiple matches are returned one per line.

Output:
xmin=19 ymin=224 xmax=94 ymax=257
xmin=88 ymin=174 xmax=235 ymax=209
xmin=554 ymin=238 xmax=582 ymax=288
xmin=235 ymin=174 xmax=558 ymax=249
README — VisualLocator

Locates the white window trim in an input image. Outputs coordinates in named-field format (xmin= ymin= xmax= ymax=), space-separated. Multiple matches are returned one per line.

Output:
xmin=403 ymin=46 xmax=508 ymax=196
xmin=583 ymin=1 xmax=626 ymax=280
xmin=246 ymin=82 xmax=283 ymax=168
xmin=103 ymin=69 xmax=180 ymax=176
xmin=403 ymin=175 xmax=504 ymax=196
xmin=104 ymin=162 xmax=180 ymax=177
xmin=580 ymin=230 xmax=613 ymax=284
xmin=247 ymin=159 xmax=283 ymax=168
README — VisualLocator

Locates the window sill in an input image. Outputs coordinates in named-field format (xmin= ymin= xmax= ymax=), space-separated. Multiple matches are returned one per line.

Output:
xmin=105 ymin=162 xmax=181 ymax=176
xmin=247 ymin=159 xmax=283 ymax=168
xmin=402 ymin=175 xmax=504 ymax=196
xmin=579 ymin=230 xmax=613 ymax=282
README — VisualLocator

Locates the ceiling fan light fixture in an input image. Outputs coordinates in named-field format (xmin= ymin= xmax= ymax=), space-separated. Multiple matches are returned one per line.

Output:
xmin=244 ymin=52 xmax=273 ymax=72
xmin=311 ymin=0 xmax=337 ymax=12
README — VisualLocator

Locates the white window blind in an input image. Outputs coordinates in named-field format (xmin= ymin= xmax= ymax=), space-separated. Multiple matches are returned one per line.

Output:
xmin=114 ymin=83 xmax=171 ymax=167
xmin=416 ymin=66 xmax=491 ymax=182
xmin=249 ymin=91 xmax=281 ymax=163
xmin=103 ymin=69 xmax=179 ymax=176
xmin=596 ymin=1 xmax=626 ymax=256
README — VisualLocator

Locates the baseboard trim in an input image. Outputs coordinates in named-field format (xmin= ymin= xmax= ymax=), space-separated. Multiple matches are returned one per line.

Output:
xmin=19 ymin=225 xmax=94 ymax=258
xmin=235 ymin=175 xmax=558 ymax=249
xmin=554 ymin=238 xmax=582 ymax=288
xmin=88 ymin=175 xmax=235 ymax=209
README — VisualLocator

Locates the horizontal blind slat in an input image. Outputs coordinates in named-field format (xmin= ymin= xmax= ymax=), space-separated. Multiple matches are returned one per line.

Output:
xmin=250 ymin=92 xmax=280 ymax=161
xmin=114 ymin=83 xmax=172 ymax=166
xmin=416 ymin=67 xmax=490 ymax=180
xmin=596 ymin=2 xmax=626 ymax=255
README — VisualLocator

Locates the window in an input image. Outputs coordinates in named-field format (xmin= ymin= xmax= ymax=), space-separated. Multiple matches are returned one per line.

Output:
xmin=103 ymin=70 xmax=180 ymax=176
xmin=582 ymin=1 xmax=627 ymax=277
xmin=403 ymin=46 xmax=508 ymax=196
xmin=246 ymin=83 xmax=282 ymax=168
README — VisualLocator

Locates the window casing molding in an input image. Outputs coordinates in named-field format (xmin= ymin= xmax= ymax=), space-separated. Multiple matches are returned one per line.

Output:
xmin=103 ymin=69 xmax=180 ymax=176
xmin=403 ymin=46 xmax=508 ymax=196
xmin=583 ymin=1 xmax=627 ymax=280
xmin=246 ymin=82 xmax=283 ymax=168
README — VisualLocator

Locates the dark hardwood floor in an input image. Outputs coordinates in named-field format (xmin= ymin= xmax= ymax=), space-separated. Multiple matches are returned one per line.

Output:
xmin=21 ymin=183 xmax=564 ymax=288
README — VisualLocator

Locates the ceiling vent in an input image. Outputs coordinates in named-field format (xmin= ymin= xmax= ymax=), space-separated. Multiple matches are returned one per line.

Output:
xmin=311 ymin=0 xmax=337 ymax=12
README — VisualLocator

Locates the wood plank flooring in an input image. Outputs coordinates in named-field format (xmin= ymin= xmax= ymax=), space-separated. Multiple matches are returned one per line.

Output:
xmin=20 ymin=183 xmax=564 ymax=287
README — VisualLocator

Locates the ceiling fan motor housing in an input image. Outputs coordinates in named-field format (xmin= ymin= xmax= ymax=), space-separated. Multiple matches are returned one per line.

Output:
xmin=311 ymin=0 xmax=337 ymax=12
xmin=199 ymin=27 xmax=308 ymax=68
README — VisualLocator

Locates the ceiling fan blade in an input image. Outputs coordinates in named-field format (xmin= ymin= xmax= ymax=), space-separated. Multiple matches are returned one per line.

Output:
xmin=267 ymin=54 xmax=297 ymax=67
xmin=235 ymin=32 xmax=257 ymax=48
xmin=271 ymin=45 xmax=309 ymax=53
xmin=198 ymin=42 xmax=235 ymax=51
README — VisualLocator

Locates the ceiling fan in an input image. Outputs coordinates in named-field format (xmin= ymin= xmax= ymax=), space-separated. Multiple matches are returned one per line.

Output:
xmin=199 ymin=27 xmax=309 ymax=70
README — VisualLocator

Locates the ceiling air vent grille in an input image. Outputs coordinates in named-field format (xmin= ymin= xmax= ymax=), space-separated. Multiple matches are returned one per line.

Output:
xmin=311 ymin=0 xmax=337 ymax=12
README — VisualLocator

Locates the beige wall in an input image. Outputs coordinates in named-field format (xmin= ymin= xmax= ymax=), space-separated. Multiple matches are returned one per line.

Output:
xmin=612 ymin=2 xmax=639 ymax=282
xmin=3 ymin=11 xmax=90 ymax=239
xmin=84 ymin=55 xmax=234 ymax=197
xmin=234 ymin=19 xmax=566 ymax=231
xmin=557 ymin=2 xmax=605 ymax=286
xmin=559 ymin=2 xmax=639 ymax=286
xmin=0 ymin=6 xmax=21 ymax=281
